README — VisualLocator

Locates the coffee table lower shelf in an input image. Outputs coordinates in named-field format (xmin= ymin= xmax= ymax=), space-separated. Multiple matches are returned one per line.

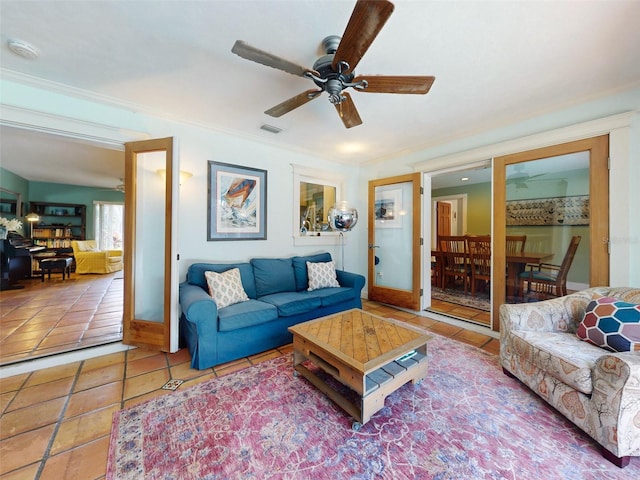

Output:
xmin=293 ymin=346 xmax=428 ymax=429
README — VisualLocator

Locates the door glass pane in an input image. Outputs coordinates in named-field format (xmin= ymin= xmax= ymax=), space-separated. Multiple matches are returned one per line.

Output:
xmin=134 ymin=151 xmax=166 ymax=321
xmin=373 ymin=182 xmax=413 ymax=290
xmin=505 ymin=152 xmax=589 ymax=302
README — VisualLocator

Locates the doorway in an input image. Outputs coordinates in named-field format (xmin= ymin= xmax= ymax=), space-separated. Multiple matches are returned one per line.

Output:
xmin=0 ymin=127 xmax=126 ymax=365
xmin=427 ymin=165 xmax=492 ymax=326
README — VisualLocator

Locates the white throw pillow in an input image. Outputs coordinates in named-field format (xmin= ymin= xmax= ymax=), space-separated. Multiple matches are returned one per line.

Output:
xmin=205 ymin=268 xmax=250 ymax=309
xmin=307 ymin=261 xmax=340 ymax=291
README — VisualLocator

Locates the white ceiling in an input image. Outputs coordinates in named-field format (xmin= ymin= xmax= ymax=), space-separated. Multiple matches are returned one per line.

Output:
xmin=1 ymin=0 xmax=639 ymax=189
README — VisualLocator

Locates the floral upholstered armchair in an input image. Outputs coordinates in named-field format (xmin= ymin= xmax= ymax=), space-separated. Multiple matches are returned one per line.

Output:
xmin=71 ymin=240 xmax=123 ymax=274
xmin=500 ymin=287 xmax=640 ymax=468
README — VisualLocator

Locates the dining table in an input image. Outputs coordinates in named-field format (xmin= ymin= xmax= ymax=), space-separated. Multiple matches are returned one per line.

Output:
xmin=505 ymin=251 xmax=555 ymax=298
xmin=431 ymin=250 xmax=554 ymax=298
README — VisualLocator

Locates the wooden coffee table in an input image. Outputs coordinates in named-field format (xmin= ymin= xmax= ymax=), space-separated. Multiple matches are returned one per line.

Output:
xmin=289 ymin=308 xmax=432 ymax=429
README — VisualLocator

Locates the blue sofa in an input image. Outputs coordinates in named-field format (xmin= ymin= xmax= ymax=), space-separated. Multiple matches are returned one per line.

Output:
xmin=179 ymin=252 xmax=365 ymax=370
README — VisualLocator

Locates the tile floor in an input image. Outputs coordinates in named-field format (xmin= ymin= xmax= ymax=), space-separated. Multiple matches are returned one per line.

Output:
xmin=0 ymin=273 xmax=123 ymax=365
xmin=0 ymin=300 xmax=499 ymax=479
xmin=0 ymin=270 xmax=491 ymax=368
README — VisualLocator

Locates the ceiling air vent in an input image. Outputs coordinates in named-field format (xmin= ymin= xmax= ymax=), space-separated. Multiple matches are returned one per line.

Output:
xmin=260 ymin=124 xmax=282 ymax=134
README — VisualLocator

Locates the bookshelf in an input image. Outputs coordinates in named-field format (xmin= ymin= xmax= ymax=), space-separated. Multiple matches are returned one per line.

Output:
xmin=29 ymin=201 xmax=86 ymax=252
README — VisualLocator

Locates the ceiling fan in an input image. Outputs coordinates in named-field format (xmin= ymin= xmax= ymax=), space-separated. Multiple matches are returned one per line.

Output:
xmin=231 ymin=0 xmax=435 ymax=129
xmin=507 ymin=165 xmax=547 ymax=189
xmin=101 ymin=179 xmax=125 ymax=193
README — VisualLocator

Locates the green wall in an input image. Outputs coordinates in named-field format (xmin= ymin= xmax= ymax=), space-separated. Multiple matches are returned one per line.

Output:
xmin=433 ymin=181 xmax=491 ymax=235
xmin=0 ymin=168 xmax=123 ymax=240
xmin=0 ymin=167 xmax=29 ymax=225
xmin=432 ymin=167 xmax=591 ymax=285
xmin=28 ymin=182 xmax=124 ymax=240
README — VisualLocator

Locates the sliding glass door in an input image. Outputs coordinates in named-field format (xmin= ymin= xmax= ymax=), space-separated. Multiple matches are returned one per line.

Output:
xmin=493 ymin=136 xmax=609 ymax=330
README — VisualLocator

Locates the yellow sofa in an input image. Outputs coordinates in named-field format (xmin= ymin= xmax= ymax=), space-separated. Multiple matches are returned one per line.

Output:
xmin=71 ymin=240 xmax=123 ymax=274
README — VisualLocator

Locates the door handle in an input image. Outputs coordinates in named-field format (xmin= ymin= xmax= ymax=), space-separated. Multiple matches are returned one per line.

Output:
xmin=368 ymin=244 xmax=380 ymax=249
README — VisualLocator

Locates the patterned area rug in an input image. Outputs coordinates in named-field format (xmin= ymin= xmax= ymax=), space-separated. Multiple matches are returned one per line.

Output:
xmin=107 ymin=335 xmax=638 ymax=479
xmin=431 ymin=287 xmax=491 ymax=311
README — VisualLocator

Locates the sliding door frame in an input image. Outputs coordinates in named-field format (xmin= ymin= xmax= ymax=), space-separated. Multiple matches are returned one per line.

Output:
xmin=492 ymin=135 xmax=609 ymax=330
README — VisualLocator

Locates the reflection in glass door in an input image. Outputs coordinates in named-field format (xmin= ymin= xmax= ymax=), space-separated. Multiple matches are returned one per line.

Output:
xmin=504 ymin=153 xmax=590 ymax=303
xmin=493 ymin=135 xmax=609 ymax=330
xmin=368 ymin=173 xmax=421 ymax=310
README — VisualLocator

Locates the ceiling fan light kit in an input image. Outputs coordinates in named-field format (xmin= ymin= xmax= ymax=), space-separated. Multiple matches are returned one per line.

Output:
xmin=231 ymin=0 xmax=435 ymax=129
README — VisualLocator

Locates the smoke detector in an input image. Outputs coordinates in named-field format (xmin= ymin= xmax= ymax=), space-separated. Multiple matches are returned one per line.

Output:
xmin=7 ymin=39 xmax=39 ymax=59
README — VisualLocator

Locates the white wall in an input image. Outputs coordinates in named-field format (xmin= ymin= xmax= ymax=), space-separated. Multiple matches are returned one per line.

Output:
xmin=0 ymin=78 xmax=365 ymax=283
xmin=2 ymin=77 xmax=639 ymax=291
xmin=361 ymin=89 xmax=640 ymax=290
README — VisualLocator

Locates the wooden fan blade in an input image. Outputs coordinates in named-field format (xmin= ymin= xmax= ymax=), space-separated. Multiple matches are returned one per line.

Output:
xmin=354 ymin=75 xmax=435 ymax=94
xmin=232 ymin=40 xmax=316 ymax=78
xmin=335 ymin=92 xmax=363 ymax=129
xmin=264 ymin=89 xmax=323 ymax=117
xmin=332 ymin=0 xmax=395 ymax=74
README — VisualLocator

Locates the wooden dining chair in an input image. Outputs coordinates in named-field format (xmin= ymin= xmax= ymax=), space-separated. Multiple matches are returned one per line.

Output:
xmin=506 ymin=235 xmax=526 ymax=297
xmin=438 ymin=235 xmax=470 ymax=294
xmin=519 ymin=235 xmax=581 ymax=299
xmin=468 ymin=235 xmax=491 ymax=297
xmin=506 ymin=235 xmax=526 ymax=256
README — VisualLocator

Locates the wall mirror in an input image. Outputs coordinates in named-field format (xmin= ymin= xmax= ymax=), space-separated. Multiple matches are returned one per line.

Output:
xmin=292 ymin=165 xmax=343 ymax=245
xmin=0 ymin=187 xmax=23 ymax=219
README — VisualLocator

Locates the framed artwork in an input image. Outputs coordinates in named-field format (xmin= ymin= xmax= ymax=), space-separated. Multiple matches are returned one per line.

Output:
xmin=506 ymin=195 xmax=589 ymax=226
xmin=207 ymin=161 xmax=267 ymax=240
xmin=374 ymin=188 xmax=402 ymax=228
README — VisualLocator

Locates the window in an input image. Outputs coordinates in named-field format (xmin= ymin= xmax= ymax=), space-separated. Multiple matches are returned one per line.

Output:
xmin=94 ymin=201 xmax=124 ymax=250
xmin=292 ymin=165 xmax=344 ymax=245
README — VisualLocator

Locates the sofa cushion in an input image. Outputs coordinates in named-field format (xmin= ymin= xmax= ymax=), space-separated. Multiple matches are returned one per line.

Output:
xmin=510 ymin=330 xmax=605 ymax=395
xmin=188 ymin=263 xmax=257 ymax=299
xmin=251 ymin=258 xmax=296 ymax=297
xmin=205 ymin=268 xmax=249 ymax=309
xmin=309 ymin=287 xmax=356 ymax=307
xmin=307 ymin=260 xmax=340 ymax=291
xmin=292 ymin=252 xmax=332 ymax=291
xmin=217 ymin=300 xmax=279 ymax=332
xmin=576 ymin=296 xmax=640 ymax=352
xmin=258 ymin=292 xmax=322 ymax=317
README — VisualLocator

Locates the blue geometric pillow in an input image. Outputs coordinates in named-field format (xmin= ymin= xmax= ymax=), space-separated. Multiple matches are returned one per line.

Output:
xmin=576 ymin=296 xmax=640 ymax=353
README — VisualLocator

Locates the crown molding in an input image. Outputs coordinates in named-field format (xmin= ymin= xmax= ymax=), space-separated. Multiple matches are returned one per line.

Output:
xmin=1 ymin=68 xmax=153 ymax=116
xmin=0 ymin=69 xmax=363 ymax=166
xmin=0 ymin=104 xmax=149 ymax=148
xmin=413 ymin=111 xmax=638 ymax=172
